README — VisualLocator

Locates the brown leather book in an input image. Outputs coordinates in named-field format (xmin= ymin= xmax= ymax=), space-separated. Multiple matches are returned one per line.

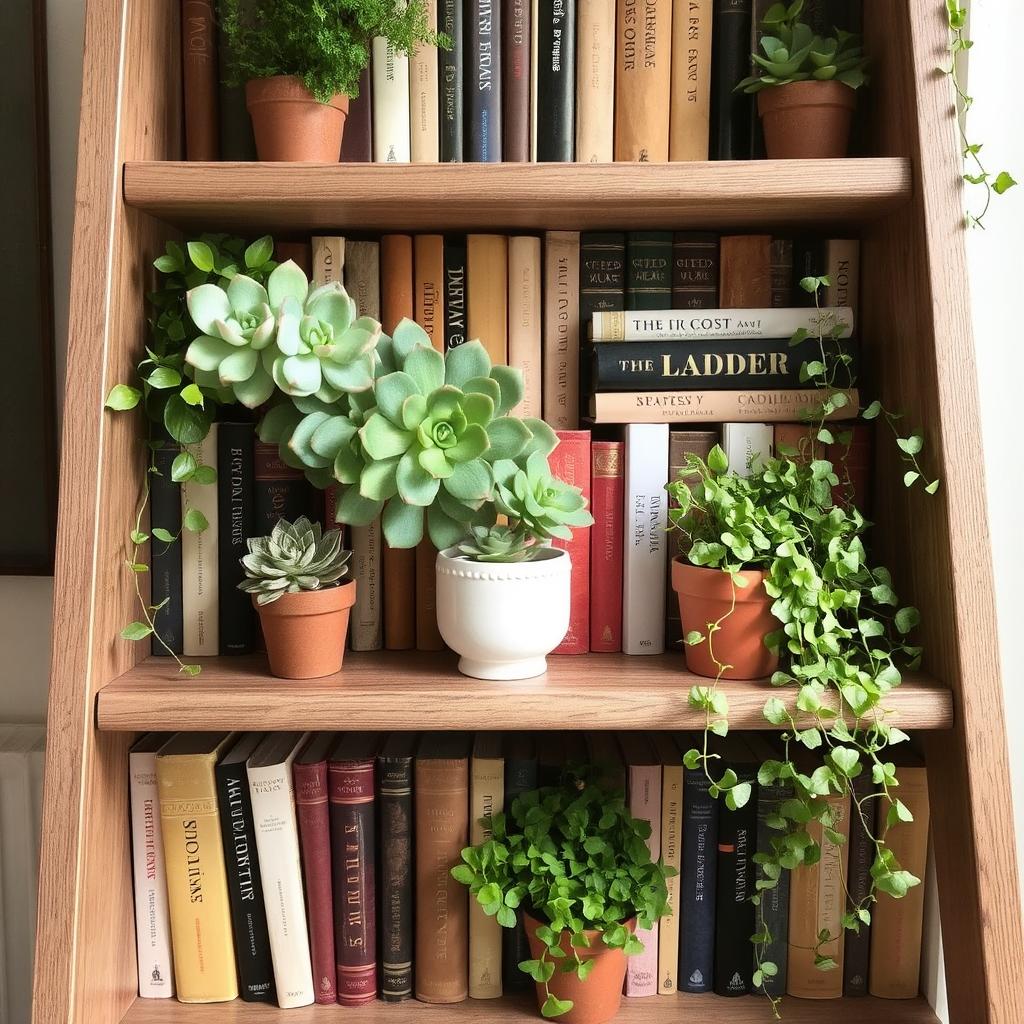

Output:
xmin=670 ymin=0 xmax=713 ymax=161
xmin=466 ymin=235 xmax=508 ymax=366
xmin=414 ymin=235 xmax=445 ymax=351
xmin=340 ymin=66 xmax=373 ymax=162
xmin=614 ymin=0 xmax=672 ymax=161
xmin=415 ymin=733 xmax=470 ymax=1003
xmin=719 ymin=234 xmax=772 ymax=308
xmin=415 ymin=539 xmax=444 ymax=650
xmin=181 ymin=0 xmax=219 ymax=160
xmin=275 ymin=242 xmax=312 ymax=276
xmin=503 ymin=0 xmax=532 ymax=161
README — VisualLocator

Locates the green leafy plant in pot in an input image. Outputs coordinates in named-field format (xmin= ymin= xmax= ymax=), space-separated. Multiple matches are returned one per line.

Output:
xmin=736 ymin=0 xmax=869 ymax=159
xmin=452 ymin=776 xmax=674 ymax=1023
xmin=220 ymin=0 xmax=445 ymax=161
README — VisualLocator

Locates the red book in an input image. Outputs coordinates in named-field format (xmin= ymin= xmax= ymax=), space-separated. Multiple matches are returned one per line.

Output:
xmin=293 ymin=734 xmax=338 ymax=1005
xmin=550 ymin=430 xmax=592 ymax=655
xmin=590 ymin=440 xmax=624 ymax=652
xmin=328 ymin=734 xmax=381 ymax=1006
xmin=181 ymin=0 xmax=219 ymax=160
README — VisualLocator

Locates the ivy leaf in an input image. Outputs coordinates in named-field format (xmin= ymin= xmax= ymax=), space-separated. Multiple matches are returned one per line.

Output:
xmin=183 ymin=508 xmax=209 ymax=533
xmin=894 ymin=606 xmax=921 ymax=634
xmin=925 ymin=479 xmax=940 ymax=495
xmin=541 ymin=994 xmax=574 ymax=1018
xmin=862 ymin=400 xmax=882 ymax=420
xmin=104 ymin=384 xmax=142 ymax=411
xmin=897 ymin=434 xmax=924 ymax=456
xmin=903 ymin=470 xmax=920 ymax=488
xmin=130 ymin=530 xmax=148 ymax=545
xmin=764 ymin=698 xmax=788 ymax=726
xmin=994 ymin=171 xmax=1017 ymax=195
xmin=181 ymin=383 xmax=206 ymax=408
xmin=496 ymin=905 xmax=516 ymax=928
xmin=152 ymin=527 xmax=177 ymax=544
xmin=726 ymin=782 xmax=752 ymax=811
xmin=831 ymin=747 xmax=860 ymax=777
xmin=120 ymin=621 xmax=153 ymax=641
xmin=684 ymin=630 xmax=704 ymax=646
xmin=171 ymin=451 xmax=198 ymax=483
xmin=179 ymin=663 xmax=202 ymax=677
xmin=187 ymin=241 xmax=215 ymax=272
xmin=147 ymin=367 xmax=182 ymax=390
xmin=192 ymin=465 xmax=218 ymax=486
xmin=245 ymin=235 xmax=274 ymax=268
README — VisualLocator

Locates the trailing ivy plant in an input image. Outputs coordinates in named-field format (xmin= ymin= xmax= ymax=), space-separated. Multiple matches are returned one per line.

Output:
xmin=666 ymin=277 xmax=938 ymax=1018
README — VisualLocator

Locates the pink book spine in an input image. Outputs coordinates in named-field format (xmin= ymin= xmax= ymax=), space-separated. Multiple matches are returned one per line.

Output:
xmin=626 ymin=763 xmax=661 ymax=997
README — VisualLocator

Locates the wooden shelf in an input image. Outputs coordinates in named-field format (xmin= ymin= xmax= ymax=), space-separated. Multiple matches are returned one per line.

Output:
xmin=95 ymin=652 xmax=953 ymax=733
xmin=120 ymin=159 xmax=912 ymax=233
xmin=119 ymin=993 xmax=939 ymax=1023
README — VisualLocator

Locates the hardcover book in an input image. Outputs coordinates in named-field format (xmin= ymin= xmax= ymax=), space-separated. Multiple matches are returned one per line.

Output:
xmin=439 ymin=0 xmax=464 ymax=161
xmin=467 ymin=234 xmax=508 ymax=365
xmin=469 ymin=734 xmax=505 ymax=998
xmin=443 ymin=235 xmax=468 ymax=350
xmin=580 ymin=232 xmax=627 ymax=417
xmin=344 ymin=240 xmax=381 ymax=321
xmin=150 ymin=435 xmax=183 ymax=656
xmin=672 ymin=232 xmax=719 ymax=309
xmin=550 ymin=431 xmax=592 ymax=655
xmin=216 ymin=420 xmax=255 ymax=655
xmin=340 ymin=66 xmax=373 ymax=162
xmin=542 ymin=231 xmax=581 ymax=430
xmin=372 ymin=22 xmax=412 ymax=162
xmin=508 ymin=236 xmax=543 ymax=418
xmin=410 ymin=0 xmax=440 ymax=162
xmin=467 ymin=0 xmax=502 ymax=161
xmin=414 ymin=234 xmax=446 ymax=350
xmin=670 ymin=0 xmax=713 ymax=160
xmin=416 ymin=539 xmax=444 ymax=650
xmin=182 ymin=425 xmax=219 ymax=657
xmin=214 ymin=732 xmax=276 ymax=1003
xmin=502 ymin=733 xmax=537 ymax=991
xmin=626 ymin=232 xmax=673 ymax=311
xmin=253 ymin=441 xmax=312 ymax=533
xmin=720 ymin=234 xmax=772 ymax=308
xmin=575 ymin=0 xmax=615 ymax=162
xmin=349 ymin=520 xmax=383 ymax=651
xmin=312 ymin=235 xmax=345 ymax=285
xmin=503 ymin=0 xmax=532 ymax=161
xmin=710 ymin=0 xmax=753 ymax=159
xmin=770 ymin=238 xmax=794 ymax=308
xmin=824 ymin=239 xmax=861 ymax=319
xmin=535 ymin=0 xmax=576 ymax=161
xmin=843 ymin=769 xmax=876 ymax=997
xmin=615 ymin=0 xmax=672 ymax=161
xmin=722 ymin=421 xmax=773 ymax=477
xmin=651 ymin=732 xmax=683 ymax=995
xmin=181 ymin=0 xmax=219 ymax=160
xmin=590 ymin=440 xmax=624 ymax=653
xmin=791 ymin=237 xmax=827 ymax=306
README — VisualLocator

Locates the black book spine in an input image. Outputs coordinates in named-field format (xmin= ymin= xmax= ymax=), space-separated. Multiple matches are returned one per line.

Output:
xmin=672 ymin=233 xmax=720 ymax=309
xmin=466 ymin=0 xmax=502 ymax=161
xmin=754 ymin=777 xmax=792 ymax=997
xmin=214 ymin=761 xmax=276 ymax=1003
xmin=440 ymin=0 xmax=464 ymax=161
xmin=217 ymin=421 xmax=255 ymax=655
xmin=679 ymin=767 xmax=719 ymax=992
xmin=579 ymin=232 xmax=626 ymax=418
xmin=710 ymin=0 xmax=754 ymax=160
xmin=843 ymin=772 xmax=877 ymax=996
xmin=503 ymin=755 xmax=539 ymax=991
xmin=215 ymin=0 xmax=258 ymax=160
xmin=150 ymin=440 xmax=183 ymax=656
xmin=626 ymin=232 xmax=673 ymax=311
xmin=770 ymin=238 xmax=794 ymax=308
xmin=253 ymin=442 xmax=313 ymax=532
xmin=713 ymin=763 xmax=758 ymax=996
xmin=443 ymin=236 xmax=468 ymax=350
xmin=804 ymin=0 xmax=862 ymax=35
xmin=535 ymin=0 xmax=575 ymax=161
xmin=792 ymin=238 xmax=828 ymax=306
xmin=378 ymin=755 xmax=414 ymax=1001
xmin=591 ymin=338 xmax=859 ymax=392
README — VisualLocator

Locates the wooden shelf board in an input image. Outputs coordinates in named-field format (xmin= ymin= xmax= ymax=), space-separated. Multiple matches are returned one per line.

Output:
xmin=96 ymin=652 xmax=952 ymax=733
xmin=121 ymin=159 xmax=912 ymax=232
xmin=119 ymin=993 xmax=939 ymax=1023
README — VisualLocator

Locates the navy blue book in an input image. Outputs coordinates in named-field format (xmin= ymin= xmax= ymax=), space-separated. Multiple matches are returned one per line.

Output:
xmin=150 ymin=432 xmax=183 ymax=656
xmin=440 ymin=0 xmax=464 ymax=161
xmin=217 ymin=420 xmax=255 ymax=654
xmin=466 ymin=0 xmax=502 ymax=161
xmin=503 ymin=733 xmax=538 ymax=991
xmin=535 ymin=0 xmax=575 ymax=161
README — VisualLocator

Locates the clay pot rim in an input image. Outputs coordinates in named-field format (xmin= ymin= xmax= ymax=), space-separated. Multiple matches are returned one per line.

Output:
xmin=757 ymin=79 xmax=858 ymax=115
xmin=252 ymin=579 xmax=356 ymax=616
xmin=245 ymin=74 xmax=349 ymax=113
xmin=672 ymin=558 xmax=771 ymax=603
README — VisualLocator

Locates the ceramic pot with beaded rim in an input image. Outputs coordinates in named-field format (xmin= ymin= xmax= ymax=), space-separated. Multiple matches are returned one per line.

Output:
xmin=435 ymin=546 xmax=571 ymax=680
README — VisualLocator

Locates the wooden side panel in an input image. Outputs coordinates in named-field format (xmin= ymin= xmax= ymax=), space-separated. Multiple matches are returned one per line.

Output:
xmin=862 ymin=2 xmax=1024 ymax=1021
xmin=32 ymin=0 xmax=181 ymax=1022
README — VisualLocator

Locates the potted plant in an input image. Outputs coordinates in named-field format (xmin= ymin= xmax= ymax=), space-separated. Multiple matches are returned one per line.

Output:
xmin=451 ymin=776 xmax=673 ymax=1023
xmin=239 ymin=516 xmax=354 ymax=678
xmin=736 ymin=0 xmax=869 ymax=159
xmin=220 ymin=0 xmax=444 ymax=162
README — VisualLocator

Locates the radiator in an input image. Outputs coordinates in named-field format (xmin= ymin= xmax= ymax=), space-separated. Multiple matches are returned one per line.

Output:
xmin=0 ymin=726 xmax=45 ymax=1024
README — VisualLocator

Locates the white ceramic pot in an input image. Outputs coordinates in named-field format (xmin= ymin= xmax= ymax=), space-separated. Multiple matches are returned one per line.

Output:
xmin=435 ymin=545 xmax=571 ymax=680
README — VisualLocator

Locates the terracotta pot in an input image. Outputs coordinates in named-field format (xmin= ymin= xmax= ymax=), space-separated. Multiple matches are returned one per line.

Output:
xmin=245 ymin=75 xmax=349 ymax=162
xmin=672 ymin=559 xmax=779 ymax=680
xmin=254 ymin=581 xmax=356 ymax=679
xmin=757 ymin=80 xmax=857 ymax=159
xmin=524 ymin=914 xmax=635 ymax=1024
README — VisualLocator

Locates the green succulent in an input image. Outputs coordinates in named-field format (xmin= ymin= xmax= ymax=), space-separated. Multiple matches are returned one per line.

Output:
xmin=238 ymin=516 xmax=351 ymax=605
xmin=456 ymin=524 xmax=536 ymax=563
xmin=736 ymin=0 xmax=868 ymax=94
xmin=494 ymin=452 xmax=595 ymax=542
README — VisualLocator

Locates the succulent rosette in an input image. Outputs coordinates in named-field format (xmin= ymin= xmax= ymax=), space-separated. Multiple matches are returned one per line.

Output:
xmin=456 ymin=524 xmax=534 ymax=562
xmin=493 ymin=452 xmax=595 ymax=541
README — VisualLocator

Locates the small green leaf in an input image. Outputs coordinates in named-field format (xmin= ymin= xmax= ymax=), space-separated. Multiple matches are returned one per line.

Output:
xmin=895 ymin=606 xmax=921 ymax=634
xmin=183 ymin=508 xmax=209 ymax=533
xmin=104 ymin=384 xmax=142 ymax=411
xmin=180 ymin=383 xmax=205 ymax=408
xmin=187 ymin=241 xmax=215 ymax=272
xmin=180 ymin=663 xmax=202 ymax=677
xmin=130 ymin=530 xmax=148 ymax=545
xmin=541 ymin=994 xmax=574 ymax=1018
xmin=897 ymin=434 xmax=924 ymax=456
xmin=120 ymin=621 xmax=153 ymax=641
xmin=862 ymin=400 xmax=882 ymax=420
xmin=171 ymin=451 xmax=198 ymax=483
xmin=925 ymin=479 xmax=940 ymax=495
xmin=147 ymin=367 xmax=182 ymax=390
xmin=192 ymin=465 xmax=217 ymax=486
xmin=685 ymin=630 xmax=704 ymax=646
xmin=994 ymin=171 xmax=1017 ymax=195
xmin=245 ymin=235 xmax=274 ymax=268
xmin=152 ymin=527 xmax=177 ymax=544
xmin=903 ymin=470 xmax=920 ymax=488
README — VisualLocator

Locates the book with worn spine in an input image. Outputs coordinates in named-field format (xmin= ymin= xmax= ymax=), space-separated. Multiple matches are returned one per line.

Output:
xmin=469 ymin=734 xmax=505 ymax=998
xmin=672 ymin=232 xmax=719 ymax=309
xmin=615 ymin=0 xmax=672 ymax=161
xmin=443 ymin=236 xmax=468 ymax=349
xmin=720 ymin=234 xmax=772 ymax=308
xmin=670 ymin=0 xmax=713 ymax=160
xmin=466 ymin=0 xmax=502 ymax=160
xmin=580 ymin=232 xmax=626 ymax=416
xmin=710 ymin=0 xmax=753 ymax=159
xmin=467 ymin=234 xmax=508 ymax=365
xmin=535 ymin=0 xmax=575 ymax=161
xmin=181 ymin=0 xmax=219 ymax=160
xmin=508 ymin=236 xmax=542 ymax=418
xmin=372 ymin=15 xmax=411 ymax=163
xmin=626 ymin=232 xmax=673 ymax=311
xmin=439 ymin=0 xmax=464 ymax=160
xmin=182 ymin=425 xmax=219 ymax=657
xmin=253 ymin=441 xmax=312 ymax=533
xmin=550 ymin=431 xmax=591 ymax=655
xmin=575 ymin=0 xmax=615 ymax=161
xmin=652 ymin=732 xmax=683 ymax=995
xmin=503 ymin=0 xmax=531 ymax=161
xmin=590 ymin=440 xmax=624 ymax=653
xmin=770 ymin=238 xmax=794 ymax=308
xmin=410 ymin=0 xmax=439 ymax=162
xmin=542 ymin=231 xmax=581 ymax=430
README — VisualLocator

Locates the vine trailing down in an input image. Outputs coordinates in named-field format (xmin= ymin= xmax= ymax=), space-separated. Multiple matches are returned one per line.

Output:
xmin=666 ymin=277 xmax=938 ymax=1018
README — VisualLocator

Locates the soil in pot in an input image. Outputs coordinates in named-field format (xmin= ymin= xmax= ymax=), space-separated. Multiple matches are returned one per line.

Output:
xmin=255 ymin=581 xmax=356 ymax=679
xmin=672 ymin=559 xmax=779 ymax=680
xmin=245 ymin=75 xmax=349 ymax=162
xmin=758 ymin=80 xmax=857 ymax=159
xmin=524 ymin=913 xmax=635 ymax=1024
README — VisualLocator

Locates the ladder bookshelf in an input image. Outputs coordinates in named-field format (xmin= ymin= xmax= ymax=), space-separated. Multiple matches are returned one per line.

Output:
xmin=31 ymin=1 xmax=1024 ymax=1023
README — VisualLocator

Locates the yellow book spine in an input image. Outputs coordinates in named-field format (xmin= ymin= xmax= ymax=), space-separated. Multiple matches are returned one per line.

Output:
xmin=466 ymin=234 xmax=509 ymax=366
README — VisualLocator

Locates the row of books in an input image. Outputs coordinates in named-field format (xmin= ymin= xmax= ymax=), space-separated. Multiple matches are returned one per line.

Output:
xmin=130 ymin=729 xmax=928 ymax=1007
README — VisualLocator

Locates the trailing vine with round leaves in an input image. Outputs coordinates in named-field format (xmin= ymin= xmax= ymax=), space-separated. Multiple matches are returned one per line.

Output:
xmin=667 ymin=277 xmax=938 ymax=1018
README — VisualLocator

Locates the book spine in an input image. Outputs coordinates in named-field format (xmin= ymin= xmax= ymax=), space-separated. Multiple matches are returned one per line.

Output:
xmin=129 ymin=751 xmax=175 ymax=997
xmin=293 ymin=760 xmax=337 ymax=1004
xmin=214 ymin=759 xmax=276 ymax=1002
xmin=710 ymin=0 xmax=753 ymax=160
xmin=627 ymin=232 xmax=674 ymax=311
xmin=411 ymin=0 xmax=440 ymax=162
xmin=466 ymin=234 xmax=509 ymax=366
xmin=580 ymin=232 xmax=626 ymax=417
xmin=328 ymin=758 xmax=377 ymax=1005
xmin=791 ymin=237 xmax=827 ymax=306
xmin=508 ymin=236 xmax=543 ymax=418
xmin=215 ymin=0 xmax=257 ymax=159
xmin=591 ymin=388 xmax=860 ymax=425
xmin=378 ymin=754 xmax=415 ymax=1001
xmin=615 ymin=0 xmax=672 ymax=161
xmin=770 ymin=238 xmax=794 ymax=308
xmin=414 ymin=234 xmax=446 ymax=350
xmin=679 ymin=764 xmax=718 ymax=992
xmin=535 ymin=0 xmax=575 ymax=161
xmin=312 ymin=235 xmax=346 ymax=285
xmin=372 ymin=25 xmax=412 ymax=163
xmin=415 ymin=756 xmax=470 ymax=1002
xmin=530 ymin=0 xmax=539 ymax=158
xmin=590 ymin=441 xmax=624 ymax=653
xmin=550 ymin=431 xmax=591 ymax=655
xmin=503 ymin=0 xmax=532 ymax=161
xmin=670 ymin=0 xmax=713 ymax=160
xmin=253 ymin=442 xmax=312 ymax=533
xmin=824 ymin=239 xmax=860 ymax=320
xmin=340 ymin=66 xmax=373 ymax=162
xmin=443 ymin=236 xmax=468 ymax=349
xmin=575 ymin=0 xmax=616 ymax=162
xmin=755 ymin=778 xmax=792 ymax=997
xmin=622 ymin=424 xmax=669 ymax=655
xmin=502 ymin=755 xmax=538 ymax=991
xmin=658 ymin=756 xmax=684 ymax=994
xmin=416 ymin=539 xmax=444 ymax=650
xmin=720 ymin=234 xmax=772 ymax=308
xmin=181 ymin=0 xmax=219 ymax=160
xmin=439 ymin=0 xmax=464 ymax=161
xmin=150 ymin=441 xmax=183 ymax=656
xmin=542 ymin=231 xmax=581 ymax=430
xmin=217 ymin=421 xmax=255 ymax=655
xmin=182 ymin=426 xmax=219 ymax=657
xmin=349 ymin=521 xmax=383 ymax=651
xmin=344 ymin=239 xmax=382 ymax=321
xmin=591 ymin=305 xmax=855 ymax=342
xmin=592 ymin=338 xmax=859 ymax=391
xmin=466 ymin=0 xmax=503 ymax=161
xmin=625 ymin=762 xmax=661 ymax=996
xmin=843 ymin=772 xmax=875 ymax=997
xmin=672 ymin=232 xmax=719 ymax=309
xmin=469 ymin=754 xmax=504 ymax=998
xmin=275 ymin=241 xmax=312 ymax=276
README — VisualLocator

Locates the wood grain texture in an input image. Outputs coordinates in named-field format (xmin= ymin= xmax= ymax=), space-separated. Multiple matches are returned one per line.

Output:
xmin=95 ymin=654 xmax=953 ymax=733
xmin=121 ymin=159 xmax=912 ymax=232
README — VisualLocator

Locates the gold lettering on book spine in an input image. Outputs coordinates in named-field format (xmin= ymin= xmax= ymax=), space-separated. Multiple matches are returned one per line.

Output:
xmin=593 ymin=447 xmax=623 ymax=478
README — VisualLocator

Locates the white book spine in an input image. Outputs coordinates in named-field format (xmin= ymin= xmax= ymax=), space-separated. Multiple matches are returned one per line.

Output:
xmin=373 ymin=14 xmax=412 ymax=164
xmin=623 ymin=424 xmax=669 ymax=655
xmin=182 ymin=425 xmax=219 ymax=656
xmin=508 ymin=236 xmax=542 ymax=419
xmin=722 ymin=423 xmax=774 ymax=477
xmin=350 ymin=519 xmax=383 ymax=651
xmin=129 ymin=750 xmax=175 ymax=998
xmin=248 ymin=751 xmax=315 ymax=1008
xmin=591 ymin=306 xmax=855 ymax=342
xmin=311 ymin=236 xmax=346 ymax=286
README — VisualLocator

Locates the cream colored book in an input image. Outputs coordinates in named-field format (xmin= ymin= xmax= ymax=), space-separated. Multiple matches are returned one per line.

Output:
xmin=311 ymin=236 xmax=345 ymax=286
xmin=542 ymin=231 xmax=580 ymax=430
xmin=575 ymin=0 xmax=615 ymax=162
xmin=410 ymin=0 xmax=440 ymax=161
xmin=670 ymin=0 xmax=713 ymax=161
xmin=469 ymin=733 xmax=504 ymax=998
xmin=507 ymin=236 xmax=542 ymax=418
xmin=615 ymin=0 xmax=673 ymax=161
xmin=181 ymin=424 xmax=218 ymax=656
xmin=467 ymin=234 xmax=509 ymax=366
xmin=530 ymin=0 xmax=539 ymax=160
xmin=652 ymin=733 xmax=683 ymax=994
xmin=372 ymin=9 xmax=411 ymax=164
